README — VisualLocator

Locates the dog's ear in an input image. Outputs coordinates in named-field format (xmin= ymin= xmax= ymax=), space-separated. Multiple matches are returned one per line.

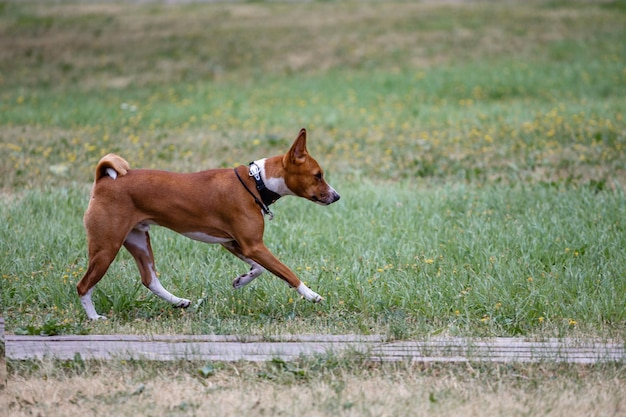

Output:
xmin=285 ymin=128 xmax=308 ymax=165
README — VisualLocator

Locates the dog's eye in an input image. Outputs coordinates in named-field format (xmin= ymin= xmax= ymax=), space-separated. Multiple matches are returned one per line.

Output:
xmin=314 ymin=172 xmax=323 ymax=181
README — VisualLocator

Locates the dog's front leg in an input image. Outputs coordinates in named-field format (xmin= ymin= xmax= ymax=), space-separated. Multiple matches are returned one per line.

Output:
xmin=220 ymin=241 xmax=266 ymax=289
xmin=241 ymin=242 xmax=323 ymax=303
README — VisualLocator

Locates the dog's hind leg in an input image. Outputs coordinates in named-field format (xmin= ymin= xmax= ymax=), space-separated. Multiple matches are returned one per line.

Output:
xmin=77 ymin=248 xmax=119 ymax=320
xmin=123 ymin=227 xmax=191 ymax=309
xmin=221 ymin=241 xmax=266 ymax=289
xmin=76 ymin=251 xmax=117 ymax=320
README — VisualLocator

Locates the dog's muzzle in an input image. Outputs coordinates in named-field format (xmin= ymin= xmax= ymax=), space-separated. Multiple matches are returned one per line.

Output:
xmin=312 ymin=189 xmax=341 ymax=205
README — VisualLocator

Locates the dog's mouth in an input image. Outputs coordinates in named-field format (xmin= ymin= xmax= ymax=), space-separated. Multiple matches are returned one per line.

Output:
xmin=310 ymin=191 xmax=341 ymax=206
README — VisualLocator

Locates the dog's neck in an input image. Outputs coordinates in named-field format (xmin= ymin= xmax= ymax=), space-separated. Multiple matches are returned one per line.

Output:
xmin=252 ymin=158 xmax=295 ymax=197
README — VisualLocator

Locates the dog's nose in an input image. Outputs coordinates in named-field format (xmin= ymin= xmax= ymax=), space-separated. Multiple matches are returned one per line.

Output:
xmin=331 ymin=191 xmax=340 ymax=203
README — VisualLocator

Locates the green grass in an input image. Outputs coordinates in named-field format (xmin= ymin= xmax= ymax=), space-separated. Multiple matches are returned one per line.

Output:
xmin=1 ymin=0 xmax=625 ymax=189
xmin=2 ymin=181 xmax=625 ymax=338
xmin=1 ymin=0 xmax=626 ymax=339
xmin=2 ymin=59 xmax=625 ymax=187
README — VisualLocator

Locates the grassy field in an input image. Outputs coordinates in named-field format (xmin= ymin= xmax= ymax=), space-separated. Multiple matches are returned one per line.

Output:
xmin=1 ymin=0 xmax=626 ymax=414
xmin=3 ymin=179 xmax=626 ymax=339
xmin=2 ymin=0 xmax=625 ymax=339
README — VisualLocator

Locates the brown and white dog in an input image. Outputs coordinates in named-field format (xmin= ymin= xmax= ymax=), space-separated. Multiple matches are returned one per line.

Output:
xmin=77 ymin=128 xmax=340 ymax=320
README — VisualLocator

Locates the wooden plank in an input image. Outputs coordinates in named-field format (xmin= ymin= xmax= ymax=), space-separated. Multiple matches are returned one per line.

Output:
xmin=2 ymin=321 xmax=624 ymax=363
xmin=6 ymin=336 xmax=374 ymax=362
xmin=370 ymin=338 xmax=626 ymax=363
xmin=4 ymin=334 xmax=624 ymax=363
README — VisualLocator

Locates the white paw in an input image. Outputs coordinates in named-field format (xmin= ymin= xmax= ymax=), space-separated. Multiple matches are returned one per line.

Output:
xmin=233 ymin=272 xmax=259 ymax=289
xmin=297 ymin=283 xmax=323 ymax=303
xmin=89 ymin=314 xmax=107 ymax=321
xmin=174 ymin=298 xmax=191 ymax=309
xmin=232 ymin=275 xmax=249 ymax=289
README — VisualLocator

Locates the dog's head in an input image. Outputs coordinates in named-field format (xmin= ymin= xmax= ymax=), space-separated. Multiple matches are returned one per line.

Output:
xmin=282 ymin=129 xmax=340 ymax=206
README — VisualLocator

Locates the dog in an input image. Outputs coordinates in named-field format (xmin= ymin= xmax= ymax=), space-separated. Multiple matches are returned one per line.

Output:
xmin=77 ymin=128 xmax=340 ymax=320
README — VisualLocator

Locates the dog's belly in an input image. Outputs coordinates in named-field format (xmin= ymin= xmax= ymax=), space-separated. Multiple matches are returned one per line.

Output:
xmin=132 ymin=222 xmax=231 ymax=245
xmin=182 ymin=232 xmax=233 ymax=244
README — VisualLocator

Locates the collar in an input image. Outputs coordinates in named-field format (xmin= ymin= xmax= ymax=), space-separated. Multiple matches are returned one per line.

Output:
xmin=233 ymin=163 xmax=282 ymax=220
xmin=248 ymin=161 xmax=282 ymax=207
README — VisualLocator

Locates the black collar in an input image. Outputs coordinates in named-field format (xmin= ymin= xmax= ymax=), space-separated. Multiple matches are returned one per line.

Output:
xmin=248 ymin=162 xmax=282 ymax=207
xmin=234 ymin=162 xmax=282 ymax=219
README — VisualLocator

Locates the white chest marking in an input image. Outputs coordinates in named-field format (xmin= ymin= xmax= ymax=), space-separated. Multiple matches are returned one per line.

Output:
xmin=183 ymin=232 xmax=233 ymax=244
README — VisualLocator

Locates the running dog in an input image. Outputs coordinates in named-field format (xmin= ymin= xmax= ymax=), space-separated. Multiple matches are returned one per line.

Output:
xmin=77 ymin=128 xmax=340 ymax=320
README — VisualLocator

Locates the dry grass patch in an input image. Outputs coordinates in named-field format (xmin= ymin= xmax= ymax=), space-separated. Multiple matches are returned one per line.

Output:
xmin=3 ymin=358 xmax=625 ymax=417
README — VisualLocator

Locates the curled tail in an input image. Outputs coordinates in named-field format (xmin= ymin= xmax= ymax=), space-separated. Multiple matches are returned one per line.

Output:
xmin=94 ymin=153 xmax=130 ymax=181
